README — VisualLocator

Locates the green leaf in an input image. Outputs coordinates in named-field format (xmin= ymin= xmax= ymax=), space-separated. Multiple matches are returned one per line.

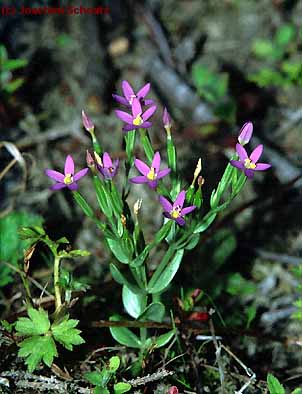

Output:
xmin=51 ymin=317 xmax=85 ymax=351
xmin=109 ymin=315 xmax=141 ymax=348
xmin=110 ymin=264 xmax=142 ymax=294
xmin=122 ymin=285 xmax=147 ymax=318
xmin=153 ymin=329 xmax=175 ymax=348
xmin=194 ymin=212 xmax=216 ymax=234
xmin=267 ymin=373 xmax=285 ymax=394
xmin=93 ymin=176 xmax=112 ymax=217
xmin=246 ymin=305 xmax=257 ymax=328
xmin=148 ymin=249 xmax=184 ymax=294
xmin=107 ymin=238 xmax=132 ymax=264
xmin=291 ymin=388 xmax=302 ymax=394
xmin=226 ymin=273 xmax=256 ymax=297
xmin=184 ymin=234 xmax=200 ymax=250
xmin=114 ymin=382 xmax=132 ymax=394
xmin=16 ymin=308 xmax=50 ymax=336
xmin=2 ymin=58 xmax=27 ymax=72
xmin=85 ymin=370 xmax=103 ymax=386
xmin=275 ymin=24 xmax=296 ymax=47
xmin=0 ymin=211 xmax=43 ymax=286
xmin=18 ymin=335 xmax=57 ymax=372
xmin=58 ymin=249 xmax=90 ymax=258
xmin=138 ymin=302 xmax=165 ymax=322
xmin=252 ymin=39 xmax=275 ymax=58
xmin=109 ymin=356 xmax=120 ymax=372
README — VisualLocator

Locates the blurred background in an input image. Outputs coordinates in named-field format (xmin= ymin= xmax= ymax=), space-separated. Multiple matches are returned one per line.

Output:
xmin=1 ymin=0 xmax=302 ymax=391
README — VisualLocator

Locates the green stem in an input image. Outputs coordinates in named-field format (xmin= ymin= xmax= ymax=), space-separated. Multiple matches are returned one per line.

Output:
xmin=54 ymin=255 xmax=62 ymax=313
xmin=148 ymin=245 xmax=175 ymax=289
xmin=139 ymin=129 xmax=154 ymax=162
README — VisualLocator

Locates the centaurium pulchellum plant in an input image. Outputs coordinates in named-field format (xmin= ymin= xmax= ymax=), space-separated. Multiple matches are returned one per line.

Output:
xmin=45 ymin=82 xmax=271 ymax=358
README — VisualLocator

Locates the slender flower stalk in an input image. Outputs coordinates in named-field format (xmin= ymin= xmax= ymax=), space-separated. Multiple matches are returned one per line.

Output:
xmin=115 ymin=98 xmax=157 ymax=132
xmin=130 ymin=151 xmax=170 ymax=189
xmin=45 ymin=155 xmax=88 ymax=191
xmin=230 ymin=143 xmax=271 ymax=179
xmin=238 ymin=122 xmax=253 ymax=146
xmin=112 ymin=80 xmax=154 ymax=107
xmin=159 ymin=190 xmax=196 ymax=226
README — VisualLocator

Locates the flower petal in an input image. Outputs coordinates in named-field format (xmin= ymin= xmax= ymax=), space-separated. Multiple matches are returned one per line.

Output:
xmin=163 ymin=107 xmax=171 ymax=127
xmin=45 ymin=169 xmax=64 ymax=182
xmin=73 ymin=168 xmax=89 ymax=181
xmin=64 ymin=155 xmax=74 ymax=175
xmin=254 ymin=163 xmax=271 ymax=171
xmin=230 ymin=160 xmax=244 ymax=170
xmin=134 ymin=158 xmax=150 ymax=176
xmin=143 ymin=99 xmax=155 ymax=106
xmin=115 ymin=110 xmax=133 ymax=124
xmin=112 ymin=94 xmax=129 ymax=106
xmin=129 ymin=176 xmax=148 ymax=184
xmin=132 ymin=98 xmax=142 ymax=118
xmin=244 ymin=169 xmax=255 ymax=179
xmin=142 ymin=105 xmax=156 ymax=121
xmin=236 ymin=143 xmax=248 ymax=162
xmin=103 ymin=152 xmax=113 ymax=168
xmin=68 ymin=183 xmax=78 ymax=191
xmin=163 ymin=212 xmax=172 ymax=219
xmin=151 ymin=151 xmax=161 ymax=172
xmin=157 ymin=168 xmax=171 ymax=179
xmin=140 ymin=121 xmax=152 ymax=129
xmin=51 ymin=183 xmax=66 ymax=190
xmin=137 ymin=83 xmax=150 ymax=99
xmin=159 ymin=196 xmax=172 ymax=212
xmin=122 ymin=80 xmax=135 ymax=101
xmin=173 ymin=190 xmax=186 ymax=209
xmin=250 ymin=144 xmax=263 ymax=163
xmin=176 ymin=217 xmax=185 ymax=226
xmin=122 ymin=124 xmax=136 ymax=132
xmin=181 ymin=206 xmax=196 ymax=216
xmin=148 ymin=180 xmax=158 ymax=189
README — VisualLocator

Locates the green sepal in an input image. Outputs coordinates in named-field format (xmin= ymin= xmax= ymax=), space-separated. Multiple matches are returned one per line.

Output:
xmin=193 ymin=189 xmax=203 ymax=208
xmin=110 ymin=264 xmax=143 ymax=294
xmin=138 ymin=302 xmax=165 ymax=322
xmin=186 ymin=185 xmax=195 ymax=204
xmin=122 ymin=285 xmax=147 ymax=318
xmin=109 ymin=315 xmax=142 ymax=348
xmin=148 ymin=249 xmax=184 ymax=293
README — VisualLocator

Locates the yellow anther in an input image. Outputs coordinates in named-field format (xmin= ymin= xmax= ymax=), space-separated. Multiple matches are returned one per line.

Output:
xmin=133 ymin=114 xmax=143 ymax=126
xmin=244 ymin=158 xmax=256 ymax=169
xmin=170 ymin=206 xmax=182 ymax=219
xmin=147 ymin=167 xmax=157 ymax=180
xmin=64 ymin=173 xmax=73 ymax=185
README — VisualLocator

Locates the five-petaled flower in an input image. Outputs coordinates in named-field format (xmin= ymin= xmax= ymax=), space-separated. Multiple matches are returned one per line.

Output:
xmin=112 ymin=80 xmax=154 ymax=107
xmin=230 ymin=143 xmax=271 ymax=179
xmin=159 ymin=190 xmax=196 ymax=226
xmin=45 ymin=155 xmax=88 ymax=191
xmin=115 ymin=98 xmax=157 ymax=132
xmin=238 ymin=122 xmax=253 ymax=146
xmin=95 ymin=152 xmax=119 ymax=180
xmin=130 ymin=151 xmax=170 ymax=189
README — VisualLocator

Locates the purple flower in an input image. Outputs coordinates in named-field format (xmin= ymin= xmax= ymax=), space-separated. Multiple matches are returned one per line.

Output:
xmin=230 ymin=143 xmax=271 ymax=179
xmin=45 ymin=155 xmax=88 ymax=191
xmin=112 ymin=80 xmax=154 ymax=107
xmin=95 ymin=152 xmax=119 ymax=180
xmin=130 ymin=151 xmax=170 ymax=189
xmin=115 ymin=98 xmax=157 ymax=133
xmin=82 ymin=110 xmax=94 ymax=133
xmin=159 ymin=190 xmax=196 ymax=226
xmin=238 ymin=122 xmax=253 ymax=146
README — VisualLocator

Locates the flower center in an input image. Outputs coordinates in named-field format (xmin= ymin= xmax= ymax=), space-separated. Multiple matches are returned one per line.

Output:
xmin=129 ymin=94 xmax=136 ymax=105
xmin=147 ymin=167 xmax=157 ymax=180
xmin=64 ymin=173 xmax=73 ymax=185
xmin=109 ymin=167 xmax=115 ymax=173
xmin=170 ymin=205 xmax=182 ymax=219
xmin=133 ymin=114 xmax=143 ymax=126
xmin=244 ymin=158 xmax=256 ymax=169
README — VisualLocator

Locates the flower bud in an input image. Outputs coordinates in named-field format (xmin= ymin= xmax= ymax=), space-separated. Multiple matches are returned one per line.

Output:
xmin=82 ymin=110 xmax=95 ymax=134
xmin=238 ymin=122 xmax=253 ymax=146
xmin=134 ymin=199 xmax=142 ymax=216
xmin=94 ymin=151 xmax=103 ymax=167
xmin=86 ymin=150 xmax=95 ymax=168
xmin=163 ymin=107 xmax=172 ymax=136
